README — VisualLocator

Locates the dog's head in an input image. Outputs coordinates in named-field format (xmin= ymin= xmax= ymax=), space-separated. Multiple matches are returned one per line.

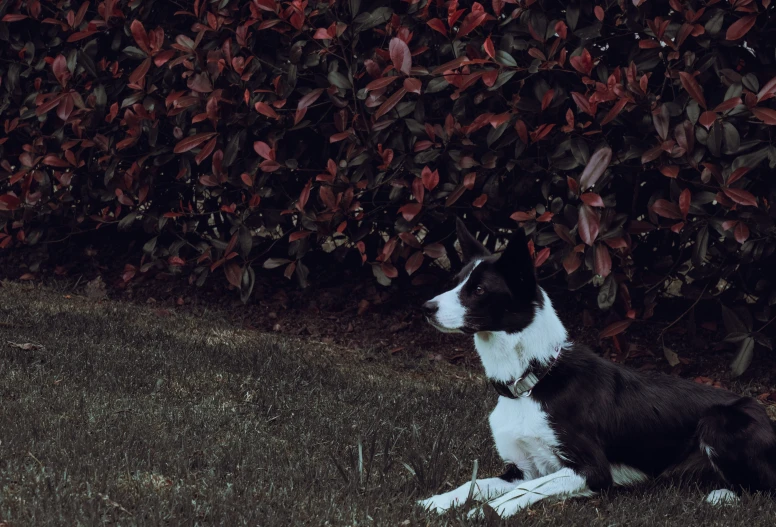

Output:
xmin=422 ymin=218 xmax=540 ymax=335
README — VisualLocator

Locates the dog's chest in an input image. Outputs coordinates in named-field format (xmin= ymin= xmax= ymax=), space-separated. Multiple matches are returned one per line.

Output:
xmin=489 ymin=396 xmax=563 ymax=480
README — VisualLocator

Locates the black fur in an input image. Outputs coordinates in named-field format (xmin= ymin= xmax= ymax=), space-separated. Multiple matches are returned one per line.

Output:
xmin=531 ymin=344 xmax=776 ymax=492
xmin=424 ymin=224 xmax=541 ymax=334
xmin=431 ymin=219 xmax=776 ymax=497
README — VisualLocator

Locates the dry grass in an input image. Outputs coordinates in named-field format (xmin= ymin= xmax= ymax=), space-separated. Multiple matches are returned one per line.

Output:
xmin=1 ymin=281 xmax=775 ymax=526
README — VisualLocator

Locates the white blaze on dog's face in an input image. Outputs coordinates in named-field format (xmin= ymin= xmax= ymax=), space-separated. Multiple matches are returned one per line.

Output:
xmin=423 ymin=218 xmax=542 ymax=335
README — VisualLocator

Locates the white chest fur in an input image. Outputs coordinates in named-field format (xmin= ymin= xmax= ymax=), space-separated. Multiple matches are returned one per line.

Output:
xmin=489 ymin=396 xmax=563 ymax=480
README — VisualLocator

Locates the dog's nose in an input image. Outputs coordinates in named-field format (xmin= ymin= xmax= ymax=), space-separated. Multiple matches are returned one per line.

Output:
xmin=422 ymin=301 xmax=438 ymax=318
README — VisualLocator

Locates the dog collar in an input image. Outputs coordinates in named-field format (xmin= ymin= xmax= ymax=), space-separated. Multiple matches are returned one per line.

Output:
xmin=490 ymin=348 xmax=562 ymax=399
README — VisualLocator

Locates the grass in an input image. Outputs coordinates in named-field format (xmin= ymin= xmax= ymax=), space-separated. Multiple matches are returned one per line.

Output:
xmin=1 ymin=281 xmax=775 ymax=526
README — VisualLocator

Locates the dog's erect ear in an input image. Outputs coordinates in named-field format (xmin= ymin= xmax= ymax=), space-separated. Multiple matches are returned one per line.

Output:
xmin=496 ymin=229 xmax=538 ymax=300
xmin=456 ymin=217 xmax=490 ymax=264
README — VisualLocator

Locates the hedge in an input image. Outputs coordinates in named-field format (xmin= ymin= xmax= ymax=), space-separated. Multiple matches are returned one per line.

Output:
xmin=0 ymin=0 xmax=775 ymax=373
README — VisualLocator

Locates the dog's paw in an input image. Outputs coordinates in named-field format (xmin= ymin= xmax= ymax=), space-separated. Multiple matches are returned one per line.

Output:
xmin=417 ymin=495 xmax=457 ymax=514
xmin=705 ymin=489 xmax=740 ymax=506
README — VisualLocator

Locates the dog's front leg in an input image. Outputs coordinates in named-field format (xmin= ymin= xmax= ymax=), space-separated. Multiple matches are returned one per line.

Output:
xmin=418 ymin=465 xmax=524 ymax=514
xmin=470 ymin=467 xmax=596 ymax=518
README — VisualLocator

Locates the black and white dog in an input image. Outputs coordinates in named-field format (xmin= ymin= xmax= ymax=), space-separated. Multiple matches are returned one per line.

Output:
xmin=418 ymin=218 xmax=776 ymax=518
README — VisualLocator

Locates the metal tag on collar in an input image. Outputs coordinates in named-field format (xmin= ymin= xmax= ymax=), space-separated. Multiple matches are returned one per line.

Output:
xmin=509 ymin=372 xmax=540 ymax=397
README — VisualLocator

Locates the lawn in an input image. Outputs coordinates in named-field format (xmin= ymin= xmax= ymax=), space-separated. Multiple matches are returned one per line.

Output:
xmin=1 ymin=281 xmax=775 ymax=526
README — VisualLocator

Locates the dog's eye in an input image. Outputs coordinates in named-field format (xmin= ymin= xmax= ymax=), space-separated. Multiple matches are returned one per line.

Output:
xmin=474 ymin=285 xmax=485 ymax=296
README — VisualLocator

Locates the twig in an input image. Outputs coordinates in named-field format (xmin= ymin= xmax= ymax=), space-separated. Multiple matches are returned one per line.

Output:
xmin=658 ymin=281 xmax=711 ymax=341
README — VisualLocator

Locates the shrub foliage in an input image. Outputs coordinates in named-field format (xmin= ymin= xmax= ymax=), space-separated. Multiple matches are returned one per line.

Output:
xmin=0 ymin=0 xmax=775 ymax=372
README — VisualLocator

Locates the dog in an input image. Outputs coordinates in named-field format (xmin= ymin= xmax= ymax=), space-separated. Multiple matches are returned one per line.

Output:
xmin=418 ymin=217 xmax=776 ymax=518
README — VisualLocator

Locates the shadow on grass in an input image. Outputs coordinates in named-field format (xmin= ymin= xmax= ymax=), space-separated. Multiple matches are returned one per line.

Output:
xmin=1 ymin=282 xmax=774 ymax=525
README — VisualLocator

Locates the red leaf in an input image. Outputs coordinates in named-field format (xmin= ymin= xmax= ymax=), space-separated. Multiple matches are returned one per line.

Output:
xmin=381 ymin=262 xmax=398 ymax=279
xmin=571 ymin=92 xmax=593 ymax=115
xmin=225 ymin=262 xmax=242 ymax=287
xmin=284 ymin=262 xmax=296 ymax=280
xmin=297 ymin=88 xmax=324 ymax=109
xmin=698 ymin=111 xmax=716 ymax=130
xmin=297 ymin=180 xmax=311 ymax=211
xmin=579 ymin=147 xmax=612 ymax=189
xmin=129 ymin=57 xmax=152 ymax=86
xmin=679 ymin=71 xmax=706 ymax=109
xmin=595 ymin=243 xmax=611 ymax=277
xmin=421 ymin=166 xmax=439 ymax=191
xmin=173 ymin=132 xmax=218 ymax=154
xmin=569 ymin=48 xmax=593 ymax=76
xmin=289 ymin=230 xmax=312 ymax=242
xmin=253 ymin=141 xmax=274 ymax=160
xmin=600 ymin=320 xmax=633 ymax=339
xmin=389 ymin=37 xmax=412 ymax=76
xmin=405 ymin=251 xmax=424 ymax=276
xmin=52 ymin=55 xmax=70 ymax=88
xmin=534 ymin=247 xmax=551 ymax=268
xmin=756 ymin=77 xmax=776 ymax=102
xmin=130 ymin=20 xmax=150 ymax=54
xmin=651 ymin=199 xmax=683 ymax=219
xmin=580 ymin=193 xmax=604 ymax=207
xmin=734 ymin=222 xmax=750 ymax=244
xmin=541 ymin=89 xmax=554 ymax=112
xmin=398 ymin=202 xmax=422 ymax=221
xmin=726 ymin=15 xmax=757 ymax=41
xmin=260 ymin=160 xmax=282 ymax=172
xmin=713 ymin=97 xmax=742 ymax=113
xmin=531 ymin=123 xmax=555 ymax=142
xmin=365 ymin=77 xmax=399 ymax=92
xmin=567 ymin=177 xmax=580 ymax=196
xmin=578 ymin=204 xmax=600 ymax=246
xmin=255 ymin=101 xmax=279 ymax=119
xmin=403 ymin=78 xmax=422 ymax=94
xmin=510 ymin=210 xmax=537 ymax=222
xmin=464 ymin=172 xmax=476 ymax=190
xmin=594 ymin=5 xmax=605 ymax=21
xmin=427 ymin=18 xmax=447 ymax=36
xmin=472 ymin=194 xmax=488 ymax=208
xmin=188 ymin=73 xmax=213 ymax=93
xmin=563 ymin=252 xmax=581 ymax=274
xmin=42 ymin=154 xmax=70 ymax=167
xmin=423 ymin=243 xmax=446 ymax=258
xmin=400 ymin=232 xmax=422 ymax=249
xmin=67 ymin=30 xmax=99 ymax=42
xmin=2 ymin=14 xmax=28 ymax=21
xmin=679 ymin=188 xmax=691 ymax=219
xmin=194 ymin=137 xmax=217 ymax=165
xmin=723 ymin=188 xmax=758 ymax=207
xmin=483 ymin=36 xmax=495 ymax=59
xmin=728 ymin=167 xmax=750 ymax=185
xmin=445 ymin=185 xmax=466 ymax=207
xmin=600 ymin=99 xmax=628 ymax=125
xmin=0 ymin=194 xmax=21 ymax=211
xmin=375 ymin=88 xmax=407 ymax=120
xmin=457 ymin=12 xmax=487 ymax=39
xmin=751 ymin=107 xmax=776 ymax=125
xmin=660 ymin=166 xmax=680 ymax=178
xmin=412 ymin=177 xmax=424 ymax=204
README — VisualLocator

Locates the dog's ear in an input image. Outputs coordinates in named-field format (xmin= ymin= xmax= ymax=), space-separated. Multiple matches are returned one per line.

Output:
xmin=456 ymin=217 xmax=490 ymax=264
xmin=495 ymin=229 xmax=538 ymax=300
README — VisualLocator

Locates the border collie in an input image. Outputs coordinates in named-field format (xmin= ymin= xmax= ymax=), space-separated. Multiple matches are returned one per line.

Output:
xmin=418 ymin=218 xmax=776 ymax=518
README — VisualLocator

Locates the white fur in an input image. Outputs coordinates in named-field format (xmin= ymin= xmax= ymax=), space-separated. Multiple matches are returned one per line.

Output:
xmin=417 ymin=477 xmax=519 ymax=514
xmin=706 ymin=489 xmax=739 ymax=506
xmin=474 ymin=289 xmax=569 ymax=382
xmin=471 ymin=467 xmax=593 ymax=518
xmin=489 ymin=396 xmax=563 ymax=481
xmin=428 ymin=262 xmax=480 ymax=333
xmin=611 ymin=464 xmax=649 ymax=486
xmin=419 ymin=282 xmax=655 ymax=518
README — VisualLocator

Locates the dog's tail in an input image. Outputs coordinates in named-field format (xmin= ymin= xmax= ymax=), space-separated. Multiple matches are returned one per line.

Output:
xmin=697 ymin=397 xmax=776 ymax=493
